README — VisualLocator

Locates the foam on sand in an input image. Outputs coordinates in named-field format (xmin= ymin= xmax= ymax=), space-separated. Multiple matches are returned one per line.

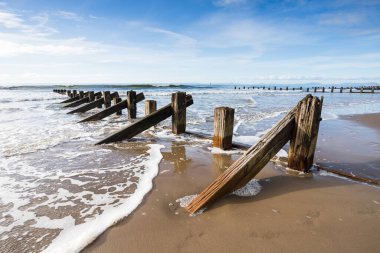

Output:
xmin=38 ymin=144 xmax=164 ymax=253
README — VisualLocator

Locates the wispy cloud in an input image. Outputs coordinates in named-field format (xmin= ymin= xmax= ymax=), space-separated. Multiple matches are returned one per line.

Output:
xmin=213 ymin=0 xmax=247 ymax=7
xmin=0 ymin=10 xmax=24 ymax=29
xmin=318 ymin=12 xmax=365 ymax=26
xmin=56 ymin=10 xmax=82 ymax=21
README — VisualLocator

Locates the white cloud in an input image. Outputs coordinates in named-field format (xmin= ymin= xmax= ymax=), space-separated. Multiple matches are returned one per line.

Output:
xmin=213 ymin=0 xmax=247 ymax=7
xmin=144 ymin=26 xmax=197 ymax=46
xmin=318 ymin=12 xmax=365 ymax=26
xmin=0 ymin=10 xmax=24 ymax=28
xmin=56 ymin=11 xmax=82 ymax=21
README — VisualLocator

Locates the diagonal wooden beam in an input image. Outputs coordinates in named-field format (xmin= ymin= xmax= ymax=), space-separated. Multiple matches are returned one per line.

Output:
xmin=186 ymin=95 xmax=314 ymax=214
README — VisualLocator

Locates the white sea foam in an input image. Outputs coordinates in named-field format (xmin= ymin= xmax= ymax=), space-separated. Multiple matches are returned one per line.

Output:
xmin=42 ymin=144 xmax=164 ymax=253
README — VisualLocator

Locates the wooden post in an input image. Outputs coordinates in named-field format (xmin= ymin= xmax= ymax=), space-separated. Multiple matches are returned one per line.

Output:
xmin=172 ymin=92 xmax=187 ymax=134
xmin=88 ymin=91 xmax=95 ymax=102
xmin=350 ymin=87 xmax=352 ymax=93
xmin=280 ymin=87 xmax=282 ymax=91
xmin=331 ymin=86 xmax=334 ymax=93
xmin=322 ymin=87 xmax=325 ymax=93
xmin=145 ymin=100 xmax=157 ymax=115
xmin=79 ymin=91 xmax=84 ymax=98
xmin=286 ymin=86 xmax=288 ymax=91
xmin=288 ymin=96 xmax=323 ymax=172
xmin=300 ymin=87 xmax=302 ymax=90
xmin=292 ymin=88 xmax=295 ymax=91
xmin=73 ymin=90 xmax=77 ymax=97
xmin=306 ymin=88 xmax=309 ymax=92
xmin=314 ymin=87 xmax=317 ymax=93
xmin=112 ymin=97 xmax=122 ymax=115
xmin=213 ymin=107 xmax=234 ymax=150
xmin=372 ymin=87 xmax=375 ymax=93
xmin=340 ymin=87 xmax=343 ymax=93
xmin=360 ymin=87 xmax=363 ymax=93
xmin=103 ymin=91 xmax=111 ymax=108
xmin=127 ymin=91 xmax=137 ymax=119
xmin=274 ymin=86 xmax=276 ymax=90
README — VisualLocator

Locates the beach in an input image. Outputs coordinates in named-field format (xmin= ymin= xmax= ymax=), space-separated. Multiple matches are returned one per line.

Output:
xmin=0 ymin=85 xmax=380 ymax=253
xmin=84 ymin=113 xmax=380 ymax=253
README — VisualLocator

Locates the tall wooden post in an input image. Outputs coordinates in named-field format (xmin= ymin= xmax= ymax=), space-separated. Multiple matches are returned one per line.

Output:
xmin=127 ymin=91 xmax=137 ymax=119
xmin=288 ymin=96 xmax=323 ymax=172
xmin=213 ymin=107 xmax=234 ymax=150
xmin=103 ymin=91 xmax=111 ymax=108
xmin=145 ymin=100 xmax=157 ymax=115
xmin=172 ymin=92 xmax=186 ymax=134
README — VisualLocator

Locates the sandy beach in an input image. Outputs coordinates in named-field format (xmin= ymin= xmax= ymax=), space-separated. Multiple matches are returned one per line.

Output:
xmin=83 ymin=114 xmax=380 ymax=253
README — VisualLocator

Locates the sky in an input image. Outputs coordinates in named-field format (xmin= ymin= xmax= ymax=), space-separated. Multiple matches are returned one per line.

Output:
xmin=0 ymin=0 xmax=379 ymax=85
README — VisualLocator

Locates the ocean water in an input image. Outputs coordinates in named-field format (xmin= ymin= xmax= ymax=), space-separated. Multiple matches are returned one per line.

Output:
xmin=1 ymin=84 xmax=380 ymax=252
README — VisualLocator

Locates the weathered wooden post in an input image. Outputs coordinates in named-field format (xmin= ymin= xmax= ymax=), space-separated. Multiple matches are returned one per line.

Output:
xmin=288 ymin=96 xmax=323 ymax=172
xmin=79 ymin=91 xmax=84 ymax=98
xmin=88 ymin=91 xmax=95 ymax=102
xmin=292 ymin=87 xmax=295 ymax=91
xmin=360 ymin=87 xmax=363 ymax=93
xmin=127 ymin=91 xmax=137 ymax=119
xmin=113 ymin=97 xmax=122 ymax=115
xmin=322 ymin=87 xmax=325 ymax=93
xmin=268 ymin=87 xmax=271 ymax=90
xmin=96 ymin=94 xmax=103 ymax=108
xmin=145 ymin=100 xmax=157 ymax=115
xmin=274 ymin=86 xmax=276 ymax=90
xmin=300 ymin=86 xmax=302 ymax=90
xmin=280 ymin=87 xmax=282 ymax=91
xmin=103 ymin=91 xmax=111 ymax=108
xmin=350 ymin=87 xmax=352 ymax=93
xmin=73 ymin=90 xmax=78 ymax=97
xmin=172 ymin=92 xmax=186 ymax=134
xmin=306 ymin=88 xmax=309 ymax=92
xmin=340 ymin=87 xmax=343 ymax=93
xmin=372 ymin=87 xmax=375 ymax=93
xmin=286 ymin=86 xmax=288 ymax=91
xmin=314 ymin=87 xmax=317 ymax=93
xmin=331 ymin=86 xmax=334 ymax=93
xmin=67 ymin=90 xmax=72 ymax=97
xmin=213 ymin=107 xmax=234 ymax=150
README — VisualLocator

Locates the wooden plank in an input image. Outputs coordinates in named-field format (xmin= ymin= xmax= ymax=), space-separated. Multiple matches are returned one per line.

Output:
xmin=288 ymin=96 xmax=323 ymax=172
xmin=172 ymin=92 xmax=186 ymax=134
xmin=186 ymin=96 xmax=313 ymax=214
xmin=61 ymin=95 xmax=80 ymax=104
xmin=66 ymin=92 xmax=115 ymax=114
xmin=213 ymin=107 xmax=235 ymax=150
xmin=78 ymin=93 xmax=145 ymax=122
xmin=96 ymin=95 xmax=193 ymax=145
xmin=64 ymin=96 xmax=89 ymax=108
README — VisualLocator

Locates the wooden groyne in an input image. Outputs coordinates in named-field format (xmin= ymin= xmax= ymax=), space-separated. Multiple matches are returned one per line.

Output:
xmin=233 ymin=85 xmax=380 ymax=94
xmin=186 ymin=95 xmax=323 ymax=214
xmin=79 ymin=92 xmax=145 ymax=122
xmin=96 ymin=93 xmax=193 ymax=144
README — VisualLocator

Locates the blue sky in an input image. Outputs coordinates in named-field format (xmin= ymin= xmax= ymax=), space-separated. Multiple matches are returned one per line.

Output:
xmin=0 ymin=0 xmax=379 ymax=84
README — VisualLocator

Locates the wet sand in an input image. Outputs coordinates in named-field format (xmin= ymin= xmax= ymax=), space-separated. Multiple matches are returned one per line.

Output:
xmin=83 ymin=114 xmax=380 ymax=253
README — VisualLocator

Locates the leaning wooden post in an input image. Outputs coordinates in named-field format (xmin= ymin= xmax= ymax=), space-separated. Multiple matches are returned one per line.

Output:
xmin=172 ymin=92 xmax=186 ymax=134
xmin=213 ymin=107 xmax=234 ymax=150
xmin=103 ymin=91 xmax=111 ymax=108
xmin=145 ymin=100 xmax=157 ymax=115
xmin=288 ymin=96 xmax=323 ymax=172
xmin=127 ymin=91 xmax=137 ymax=119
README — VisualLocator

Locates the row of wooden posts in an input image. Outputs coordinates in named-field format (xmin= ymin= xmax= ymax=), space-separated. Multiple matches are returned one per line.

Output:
xmin=53 ymin=89 xmax=323 ymax=213
xmin=234 ymin=86 xmax=379 ymax=93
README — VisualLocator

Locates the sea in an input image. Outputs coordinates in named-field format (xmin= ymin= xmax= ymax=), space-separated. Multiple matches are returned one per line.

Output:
xmin=1 ymin=84 xmax=380 ymax=252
